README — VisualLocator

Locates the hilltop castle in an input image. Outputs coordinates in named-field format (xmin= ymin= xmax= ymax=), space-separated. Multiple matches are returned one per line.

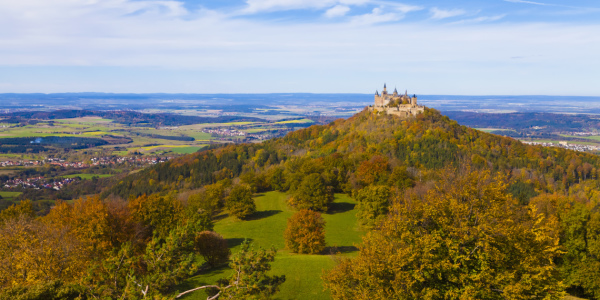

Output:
xmin=368 ymin=83 xmax=424 ymax=117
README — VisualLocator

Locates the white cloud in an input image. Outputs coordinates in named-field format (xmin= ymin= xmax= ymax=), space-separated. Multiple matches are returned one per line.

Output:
xmin=504 ymin=0 xmax=552 ymax=6
xmin=451 ymin=14 xmax=506 ymax=24
xmin=350 ymin=7 xmax=403 ymax=25
xmin=430 ymin=7 xmax=466 ymax=20
xmin=241 ymin=0 xmax=369 ymax=14
xmin=325 ymin=5 xmax=351 ymax=18
xmin=381 ymin=2 xmax=424 ymax=14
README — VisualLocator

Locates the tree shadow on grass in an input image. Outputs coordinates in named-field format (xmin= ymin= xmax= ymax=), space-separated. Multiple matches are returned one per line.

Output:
xmin=246 ymin=210 xmax=282 ymax=221
xmin=212 ymin=211 xmax=229 ymax=222
xmin=225 ymin=237 xmax=253 ymax=248
xmin=327 ymin=202 xmax=355 ymax=215
xmin=325 ymin=245 xmax=359 ymax=255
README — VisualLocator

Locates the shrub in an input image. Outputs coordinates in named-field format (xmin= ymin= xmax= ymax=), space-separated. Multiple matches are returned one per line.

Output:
xmin=284 ymin=209 xmax=326 ymax=254
xmin=194 ymin=231 xmax=230 ymax=267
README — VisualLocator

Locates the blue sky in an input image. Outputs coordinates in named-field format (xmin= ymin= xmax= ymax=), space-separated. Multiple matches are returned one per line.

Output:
xmin=0 ymin=0 xmax=599 ymax=95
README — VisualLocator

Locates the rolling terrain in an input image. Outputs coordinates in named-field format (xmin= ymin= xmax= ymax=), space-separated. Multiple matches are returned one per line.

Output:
xmin=2 ymin=107 xmax=600 ymax=299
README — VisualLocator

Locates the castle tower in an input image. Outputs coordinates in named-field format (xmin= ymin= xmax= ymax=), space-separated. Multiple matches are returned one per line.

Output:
xmin=370 ymin=84 xmax=424 ymax=117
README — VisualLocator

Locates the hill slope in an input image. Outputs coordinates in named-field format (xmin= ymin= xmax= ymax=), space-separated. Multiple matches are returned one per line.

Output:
xmin=106 ymin=108 xmax=600 ymax=199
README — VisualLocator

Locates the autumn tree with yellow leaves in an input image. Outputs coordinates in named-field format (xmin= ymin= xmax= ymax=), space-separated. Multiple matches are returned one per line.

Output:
xmin=324 ymin=169 xmax=564 ymax=300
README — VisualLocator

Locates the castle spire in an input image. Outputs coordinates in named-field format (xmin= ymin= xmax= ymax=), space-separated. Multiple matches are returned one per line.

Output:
xmin=375 ymin=90 xmax=379 ymax=96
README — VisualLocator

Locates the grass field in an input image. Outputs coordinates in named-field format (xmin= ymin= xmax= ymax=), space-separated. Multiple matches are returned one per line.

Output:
xmin=560 ymin=135 xmax=600 ymax=143
xmin=0 ymin=191 xmax=22 ymax=200
xmin=275 ymin=119 xmax=314 ymax=124
xmin=179 ymin=191 xmax=363 ymax=300
xmin=475 ymin=128 xmax=514 ymax=132
xmin=63 ymin=174 xmax=114 ymax=180
xmin=171 ymin=146 xmax=206 ymax=154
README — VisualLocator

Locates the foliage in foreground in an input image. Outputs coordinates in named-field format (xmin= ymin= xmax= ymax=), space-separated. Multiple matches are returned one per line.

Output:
xmin=324 ymin=169 xmax=564 ymax=300
xmin=530 ymin=187 xmax=600 ymax=299
xmin=176 ymin=240 xmax=285 ymax=300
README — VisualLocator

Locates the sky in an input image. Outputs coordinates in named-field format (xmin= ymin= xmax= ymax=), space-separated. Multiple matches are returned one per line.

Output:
xmin=0 ymin=0 xmax=599 ymax=95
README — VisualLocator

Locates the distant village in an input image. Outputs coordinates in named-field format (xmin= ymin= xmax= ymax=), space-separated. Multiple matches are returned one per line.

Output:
xmin=521 ymin=141 xmax=600 ymax=152
xmin=202 ymin=127 xmax=289 ymax=141
xmin=0 ymin=156 xmax=175 ymax=191
xmin=3 ymin=176 xmax=77 ymax=191
xmin=0 ymin=156 xmax=174 ymax=168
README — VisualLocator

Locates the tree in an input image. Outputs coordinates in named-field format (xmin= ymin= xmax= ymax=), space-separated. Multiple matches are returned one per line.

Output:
xmin=226 ymin=184 xmax=256 ymax=220
xmin=124 ymin=225 xmax=199 ymax=298
xmin=354 ymin=185 xmax=390 ymax=229
xmin=187 ymin=182 xmax=226 ymax=216
xmin=284 ymin=209 xmax=326 ymax=254
xmin=324 ymin=169 xmax=563 ymax=300
xmin=0 ymin=216 xmax=86 ymax=290
xmin=0 ymin=280 xmax=87 ymax=300
xmin=0 ymin=200 xmax=35 ymax=225
xmin=530 ymin=192 xmax=600 ymax=299
xmin=194 ymin=231 xmax=230 ymax=267
xmin=288 ymin=173 xmax=333 ymax=212
xmin=355 ymin=156 xmax=389 ymax=187
xmin=176 ymin=241 xmax=285 ymax=300
xmin=128 ymin=193 xmax=183 ymax=238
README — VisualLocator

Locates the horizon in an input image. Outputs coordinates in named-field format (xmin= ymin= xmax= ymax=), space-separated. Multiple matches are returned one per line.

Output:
xmin=2 ymin=92 xmax=600 ymax=98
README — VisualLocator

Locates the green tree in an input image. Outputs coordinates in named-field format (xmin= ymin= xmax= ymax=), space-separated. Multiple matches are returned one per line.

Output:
xmin=289 ymin=173 xmax=333 ymax=212
xmin=531 ymin=192 xmax=600 ymax=298
xmin=284 ymin=209 xmax=326 ymax=254
xmin=355 ymin=185 xmax=390 ymax=229
xmin=226 ymin=184 xmax=256 ymax=220
xmin=122 ymin=225 xmax=199 ymax=299
xmin=194 ymin=231 xmax=230 ymax=267
xmin=324 ymin=169 xmax=563 ymax=300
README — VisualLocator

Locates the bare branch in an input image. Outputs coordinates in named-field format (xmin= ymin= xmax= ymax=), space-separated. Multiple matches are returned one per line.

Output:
xmin=175 ymin=285 xmax=225 ymax=299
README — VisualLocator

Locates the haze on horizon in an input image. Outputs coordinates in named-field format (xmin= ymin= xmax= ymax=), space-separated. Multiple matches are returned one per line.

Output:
xmin=0 ymin=0 xmax=599 ymax=96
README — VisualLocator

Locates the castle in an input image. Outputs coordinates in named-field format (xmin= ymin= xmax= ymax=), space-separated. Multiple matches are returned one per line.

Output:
xmin=368 ymin=84 xmax=424 ymax=117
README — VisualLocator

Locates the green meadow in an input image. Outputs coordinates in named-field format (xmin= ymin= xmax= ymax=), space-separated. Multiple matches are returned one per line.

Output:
xmin=179 ymin=191 xmax=364 ymax=300
xmin=0 ymin=191 xmax=22 ymax=200
xmin=275 ymin=119 xmax=314 ymax=124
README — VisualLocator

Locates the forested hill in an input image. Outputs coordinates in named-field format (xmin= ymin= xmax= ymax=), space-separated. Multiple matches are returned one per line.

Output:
xmin=106 ymin=108 xmax=600 ymax=199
